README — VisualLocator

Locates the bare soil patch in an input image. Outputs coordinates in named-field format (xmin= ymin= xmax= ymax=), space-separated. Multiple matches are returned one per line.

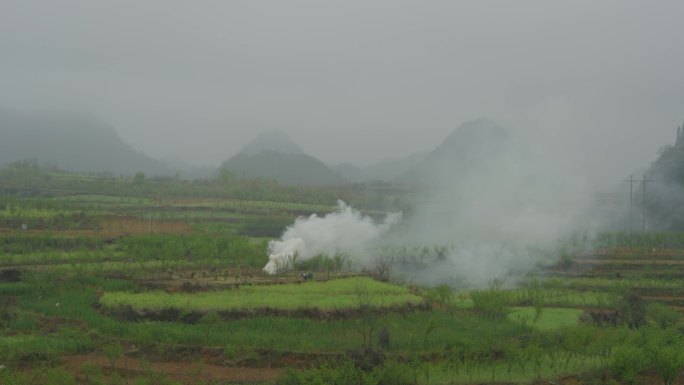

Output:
xmin=0 ymin=217 xmax=192 ymax=237
xmin=62 ymin=353 xmax=282 ymax=384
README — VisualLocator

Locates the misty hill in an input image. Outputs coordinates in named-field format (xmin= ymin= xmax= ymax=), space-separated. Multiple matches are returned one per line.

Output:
xmin=645 ymin=123 xmax=684 ymax=230
xmin=221 ymin=151 xmax=348 ymax=186
xmin=161 ymin=156 xmax=216 ymax=180
xmin=332 ymin=153 xmax=428 ymax=183
xmin=397 ymin=118 xmax=523 ymax=185
xmin=220 ymin=131 xmax=347 ymax=186
xmin=650 ymin=125 xmax=684 ymax=184
xmin=0 ymin=109 xmax=173 ymax=176
xmin=240 ymin=130 xmax=306 ymax=155
xmin=332 ymin=163 xmax=366 ymax=183
xmin=363 ymin=152 xmax=428 ymax=182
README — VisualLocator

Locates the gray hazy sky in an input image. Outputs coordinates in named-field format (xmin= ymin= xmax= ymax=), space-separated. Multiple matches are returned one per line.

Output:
xmin=1 ymin=1 xmax=683 ymax=185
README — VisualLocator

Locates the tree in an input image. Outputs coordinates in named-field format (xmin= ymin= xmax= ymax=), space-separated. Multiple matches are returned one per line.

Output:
xmin=515 ymin=345 xmax=533 ymax=376
xmin=217 ymin=168 xmax=236 ymax=183
xmin=650 ymin=346 xmax=683 ymax=385
xmin=609 ymin=343 xmax=648 ymax=385
xmin=529 ymin=344 xmax=545 ymax=380
xmin=647 ymin=303 xmax=681 ymax=329
xmin=470 ymin=286 xmax=511 ymax=320
xmin=616 ymin=291 xmax=647 ymax=328
xmin=461 ymin=343 xmax=479 ymax=384
xmin=643 ymin=327 xmax=684 ymax=385
xmin=442 ymin=345 xmax=462 ymax=385
xmin=133 ymin=172 xmax=146 ymax=184
xmin=371 ymin=255 xmax=393 ymax=282
xmin=353 ymin=282 xmax=379 ymax=351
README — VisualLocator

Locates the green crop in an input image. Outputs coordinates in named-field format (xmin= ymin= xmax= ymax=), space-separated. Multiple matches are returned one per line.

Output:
xmin=101 ymin=277 xmax=423 ymax=311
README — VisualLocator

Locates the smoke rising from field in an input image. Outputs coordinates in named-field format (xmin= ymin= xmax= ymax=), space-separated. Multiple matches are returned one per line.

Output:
xmin=263 ymin=120 xmax=602 ymax=287
xmin=381 ymin=119 xmax=599 ymax=288
xmin=263 ymin=201 xmax=401 ymax=274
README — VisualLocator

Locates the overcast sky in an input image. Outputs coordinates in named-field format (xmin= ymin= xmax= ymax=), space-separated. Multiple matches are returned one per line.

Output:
xmin=1 ymin=1 xmax=683 ymax=186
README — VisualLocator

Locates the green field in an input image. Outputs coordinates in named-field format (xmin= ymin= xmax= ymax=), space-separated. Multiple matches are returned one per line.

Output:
xmin=508 ymin=307 xmax=583 ymax=330
xmin=101 ymin=276 xmax=423 ymax=311
xmin=2 ymin=167 xmax=684 ymax=385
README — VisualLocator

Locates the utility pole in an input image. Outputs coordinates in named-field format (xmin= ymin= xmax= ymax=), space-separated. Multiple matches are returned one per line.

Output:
xmin=641 ymin=174 xmax=652 ymax=233
xmin=623 ymin=175 xmax=636 ymax=235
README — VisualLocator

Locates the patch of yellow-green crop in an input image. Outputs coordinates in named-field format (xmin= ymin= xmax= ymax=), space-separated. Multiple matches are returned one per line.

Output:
xmin=508 ymin=307 xmax=583 ymax=330
xmin=100 ymin=277 xmax=422 ymax=311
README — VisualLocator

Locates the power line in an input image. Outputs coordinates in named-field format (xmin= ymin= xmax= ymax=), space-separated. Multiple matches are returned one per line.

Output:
xmin=622 ymin=175 xmax=636 ymax=235
xmin=641 ymin=174 xmax=653 ymax=233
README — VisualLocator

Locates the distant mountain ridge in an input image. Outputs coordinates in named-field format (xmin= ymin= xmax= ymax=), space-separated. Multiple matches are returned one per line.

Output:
xmin=219 ymin=131 xmax=348 ymax=186
xmin=332 ymin=163 xmax=366 ymax=183
xmin=0 ymin=111 xmax=534 ymax=187
xmin=331 ymin=152 xmax=427 ymax=183
xmin=644 ymin=121 xmax=684 ymax=230
xmin=0 ymin=109 xmax=173 ymax=176
xmin=397 ymin=118 xmax=523 ymax=184
xmin=363 ymin=152 xmax=428 ymax=182
xmin=240 ymin=130 xmax=306 ymax=155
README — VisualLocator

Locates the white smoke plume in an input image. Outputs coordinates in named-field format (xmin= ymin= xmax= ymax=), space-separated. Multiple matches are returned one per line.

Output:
xmin=383 ymin=119 xmax=601 ymax=288
xmin=263 ymin=201 xmax=401 ymax=274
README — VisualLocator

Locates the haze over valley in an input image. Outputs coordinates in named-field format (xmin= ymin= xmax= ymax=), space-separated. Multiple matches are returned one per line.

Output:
xmin=3 ymin=2 xmax=684 ymax=385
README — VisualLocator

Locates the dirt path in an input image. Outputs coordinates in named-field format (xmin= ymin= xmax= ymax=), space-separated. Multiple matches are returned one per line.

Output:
xmin=61 ymin=353 xmax=282 ymax=384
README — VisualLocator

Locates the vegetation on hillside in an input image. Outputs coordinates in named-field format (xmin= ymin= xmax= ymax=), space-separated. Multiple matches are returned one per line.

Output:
xmin=2 ymin=164 xmax=684 ymax=385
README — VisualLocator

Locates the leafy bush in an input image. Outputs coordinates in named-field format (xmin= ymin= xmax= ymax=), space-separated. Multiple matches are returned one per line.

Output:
xmin=615 ymin=291 xmax=647 ymax=328
xmin=279 ymin=358 xmax=377 ymax=385
xmin=279 ymin=357 xmax=417 ymax=385
xmin=470 ymin=288 xmax=511 ymax=320
xmin=609 ymin=343 xmax=648 ymax=385
xmin=642 ymin=327 xmax=684 ymax=385
xmin=372 ymin=359 xmax=412 ymax=385
xmin=649 ymin=346 xmax=683 ymax=385
xmin=425 ymin=284 xmax=455 ymax=308
xmin=647 ymin=303 xmax=681 ymax=329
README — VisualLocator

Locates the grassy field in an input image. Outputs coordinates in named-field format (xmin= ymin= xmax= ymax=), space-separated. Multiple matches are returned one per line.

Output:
xmin=507 ymin=307 xmax=583 ymax=330
xmin=3 ymin=168 xmax=684 ymax=385
xmin=100 ymin=276 xmax=423 ymax=311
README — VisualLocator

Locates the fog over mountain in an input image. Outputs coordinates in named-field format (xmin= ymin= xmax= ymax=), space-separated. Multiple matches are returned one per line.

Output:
xmin=0 ymin=109 xmax=173 ymax=176
xmin=240 ymin=130 xmax=306 ymax=156
xmin=332 ymin=163 xmax=366 ymax=184
xmin=640 ymin=125 xmax=684 ymax=231
xmin=363 ymin=152 xmax=428 ymax=182
xmin=397 ymin=119 xmax=526 ymax=185
xmin=1 ymin=1 xmax=683 ymax=187
xmin=384 ymin=119 xmax=593 ymax=286
xmin=219 ymin=131 xmax=347 ymax=186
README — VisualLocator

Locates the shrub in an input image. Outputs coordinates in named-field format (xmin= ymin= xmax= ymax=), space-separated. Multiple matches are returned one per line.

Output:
xmin=426 ymin=284 xmax=455 ymax=308
xmin=642 ymin=327 xmax=684 ymax=385
xmin=647 ymin=303 xmax=681 ymax=329
xmin=609 ymin=343 xmax=648 ymax=385
xmin=373 ymin=359 xmax=412 ymax=385
xmin=377 ymin=328 xmax=390 ymax=350
xmin=279 ymin=358 xmax=377 ymax=385
xmin=616 ymin=292 xmax=647 ymax=328
xmin=470 ymin=288 xmax=511 ymax=320
xmin=649 ymin=346 xmax=683 ymax=385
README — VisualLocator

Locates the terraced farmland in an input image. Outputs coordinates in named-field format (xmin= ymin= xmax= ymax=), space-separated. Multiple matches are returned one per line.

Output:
xmin=2 ymin=174 xmax=684 ymax=385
